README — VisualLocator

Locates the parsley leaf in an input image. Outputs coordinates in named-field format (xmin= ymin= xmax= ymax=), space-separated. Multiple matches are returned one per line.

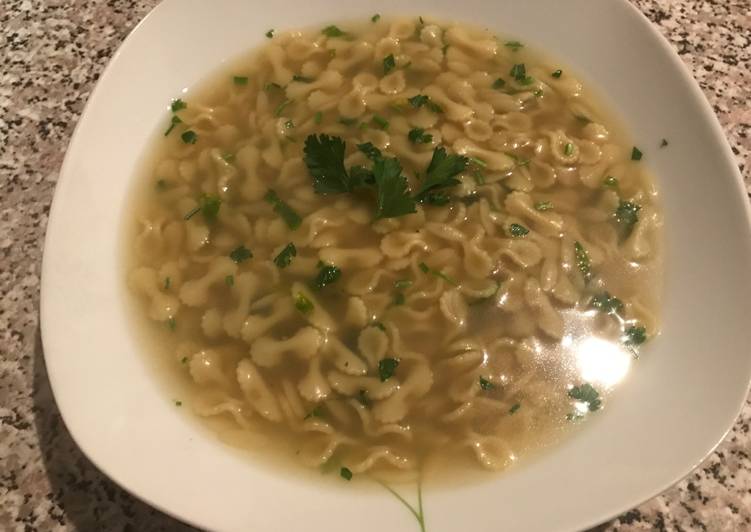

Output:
xmin=224 ymin=274 xmax=234 ymax=286
xmin=552 ymin=69 xmax=563 ymax=78
xmin=264 ymin=189 xmax=302 ymax=230
xmin=312 ymin=264 xmax=341 ymax=290
xmin=378 ymin=358 xmax=399 ymax=381
xmin=534 ymin=201 xmax=553 ymax=211
xmin=340 ymin=467 xmax=353 ymax=481
xmin=591 ymin=292 xmax=623 ymax=314
xmin=348 ymin=165 xmax=375 ymax=188
xmin=304 ymin=134 xmax=351 ymax=194
xmin=631 ymin=146 xmax=643 ymax=161
xmin=509 ymin=403 xmax=521 ymax=414
xmin=357 ymin=142 xmax=382 ymax=161
xmin=510 ymin=63 xmax=533 ymax=84
xmin=371 ymin=115 xmax=389 ymax=130
xmin=373 ymin=157 xmax=417 ymax=219
xmin=181 ymin=130 xmax=198 ymax=144
xmin=274 ymin=243 xmax=297 ymax=269
xmin=418 ymin=261 xmax=458 ymax=286
xmin=233 ymin=76 xmax=248 ymax=85
xmin=508 ymin=223 xmax=529 ymax=237
xmin=568 ymin=383 xmax=602 ymax=411
xmin=265 ymin=29 xmax=274 ymax=38
xmin=505 ymin=40 xmax=524 ymax=51
xmin=408 ymin=127 xmax=433 ymax=144
xmin=492 ymin=78 xmax=506 ymax=89
xmin=294 ymin=292 xmax=314 ymax=314
xmin=371 ymin=14 xmax=381 ymax=23
xmin=660 ymin=138 xmax=669 ymax=148
xmin=322 ymin=25 xmax=346 ymax=37
xmin=171 ymin=98 xmax=187 ymax=112
xmin=407 ymin=94 xmax=442 ymax=113
xmin=614 ymin=200 xmax=641 ymax=238
xmin=413 ymin=146 xmax=468 ymax=201
xmin=383 ymin=54 xmax=396 ymax=75
xmin=420 ymin=191 xmax=451 ymax=206
xmin=603 ymin=176 xmax=619 ymax=188
xmin=229 ymin=245 xmax=252 ymax=263
xmin=624 ymin=325 xmax=647 ymax=346
xmin=479 ymin=377 xmax=495 ymax=391
xmin=574 ymin=241 xmax=592 ymax=283
xmin=292 ymin=74 xmax=313 ymax=83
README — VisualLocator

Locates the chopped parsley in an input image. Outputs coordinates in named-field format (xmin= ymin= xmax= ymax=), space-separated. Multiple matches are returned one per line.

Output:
xmin=312 ymin=264 xmax=341 ymax=290
xmin=265 ymin=29 xmax=274 ymax=38
xmin=574 ymin=241 xmax=592 ymax=283
xmin=631 ymin=146 xmax=643 ymax=161
xmin=392 ymin=291 xmax=406 ymax=306
xmin=407 ymin=94 xmax=443 ymax=113
xmin=564 ymin=142 xmax=574 ymax=156
xmin=568 ymin=383 xmax=602 ymax=411
xmin=357 ymin=389 xmax=371 ymax=407
xmin=394 ymin=279 xmax=413 ymax=290
xmin=313 ymin=111 xmax=323 ymax=124
xmin=164 ymin=116 xmax=180 ymax=136
xmin=274 ymin=99 xmax=291 ymax=117
xmin=181 ymin=130 xmax=198 ymax=144
xmin=624 ymin=325 xmax=647 ymax=346
xmin=373 ymin=157 xmax=417 ymax=219
xmin=274 ymin=243 xmax=297 ymax=269
xmin=166 ymin=317 xmax=176 ymax=331
xmin=180 ymin=356 xmax=188 ymax=364
xmin=371 ymin=14 xmax=381 ymax=23
xmin=508 ymin=223 xmax=529 ymax=237
xmin=383 ymin=54 xmax=396 ymax=75
xmin=304 ymin=405 xmax=324 ymax=420
xmin=225 ymin=274 xmax=234 ymax=286
xmin=509 ymin=403 xmax=521 ymax=414
xmin=184 ymin=194 xmax=221 ymax=223
xmin=418 ymin=261 xmax=458 ymax=286
xmin=378 ymin=358 xmax=399 ymax=381
xmin=660 ymin=138 xmax=669 ymax=148
xmin=505 ymin=40 xmax=524 ymax=51
xmin=468 ymin=156 xmax=487 ymax=168
xmin=534 ymin=201 xmax=553 ymax=211
xmin=479 ymin=377 xmax=495 ymax=391
xmin=170 ymin=98 xmax=187 ymax=112
xmin=322 ymin=25 xmax=346 ymax=38
xmin=264 ymin=189 xmax=302 ymax=230
xmin=163 ymin=277 xmax=171 ymax=290
xmin=221 ymin=152 xmax=235 ymax=163
xmin=340 ymin=467 xmax=353 ymax=481
xmin=408 ymin=127 xmax=433 ymax=144
xmin=492 ymin=78 xmax=506 ymax=89
xmin=339 ymin=117 xmax=357 ymax=126
xmin=371 ymin=114 xmax=389 ymax=130
xmin=294 ymin=292 xmax=314 ymax=314
xmin=264 ymin=82 xmax=282 ymax=92
xmin=357 ymin=142 xmax=382 ymax=161
xmin=292 ymin=74 xmax=313 ymax=83
xmin=229 ymin=245 xmax=252 ymax=263
xmin=552 ymin=69 xmax=563 ymax=78
xmin=591 ymin=292 xmax=623 ymax=314
xmin=413 ymin=146 xmax=468 ymax=201
xmin=603 ymin=175 xmax=619 ymax=188
xmin=509 ymin=63 xmax=533 ymax=85
xmin=233 ymin=76 xmax=248 ymax=85
xmin=614 ymin=200 xmax=641 ymax=237
xmin=174 ymin=400 xmax=182 ymax=407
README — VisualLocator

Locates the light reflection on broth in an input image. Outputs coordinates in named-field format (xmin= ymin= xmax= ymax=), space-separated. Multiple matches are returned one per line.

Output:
xmin=125 ymin=16 xmax=662 ymax=484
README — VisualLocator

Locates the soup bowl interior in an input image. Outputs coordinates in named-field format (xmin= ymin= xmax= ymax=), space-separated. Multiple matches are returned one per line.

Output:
xmin=41 ymin=0 xmax=751 ymax=531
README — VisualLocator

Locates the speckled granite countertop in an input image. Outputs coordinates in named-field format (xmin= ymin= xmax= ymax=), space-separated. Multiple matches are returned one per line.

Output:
xmin=1 ymin=1 xmax=749 ymax=530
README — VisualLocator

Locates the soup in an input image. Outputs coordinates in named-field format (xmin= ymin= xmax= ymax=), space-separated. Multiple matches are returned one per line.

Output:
xmin=126 ymin=16 xmax=661 ymax=482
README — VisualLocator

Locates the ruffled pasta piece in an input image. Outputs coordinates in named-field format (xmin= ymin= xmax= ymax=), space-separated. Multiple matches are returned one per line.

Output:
xmin=179 ymin=257 xmax=237 ymax=307
xmin=318 ymin=247 xmax=382 ymax=269
xmin=349 ymin=401 xmax=412 ymax=440
xmin=241 ymin=296 xmax=295 ymax=343
xmin=465 ymin=432 xmax=515 ymax=470
xmin=439 ymin=289 xmax=468 ymax=328
xmin=344 ymin=296 xmax=368 ymax=329
xmin=327 ymin=370 xmax=399 ymax=400
xmin=524 ymin=277 xmax=564 ymax=339
xmin=357 ymin=326 xmax=389 ymax=368
xmin=372 ymin=361 xmax=433 ymax=423
xmin=223 ymin=272 xmax=260 ymax=337
xmin=444 ymin=26 xmax=497 ymax=59
xmin=453 ymin=138 xmax=514 ymax=172
xmin=127 ymin=267 xmax=181 ymax=321
xmin=346 ymin=446 xmax=413 ymax=473
xmin=188 ymin=348 xmax=230 ymax=388
xmin=298 ymin=356 xmax=331 ymax=402
xmin=380 ymin=230 xmax=430 ymax=259
xmin=504 ymin=191 xmax=564 ymax=237
xmin=290 ymin=282 xmax=337 ymax=332
xmin=236 ymin=359 xmax=282 ymax=422
xmin=249 ymin=326 xmax=322 ymax=367
xmin=324 ymin=336 xmax=368 ymax=376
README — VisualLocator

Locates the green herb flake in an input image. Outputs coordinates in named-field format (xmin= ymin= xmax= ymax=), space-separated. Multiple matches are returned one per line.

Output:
xmin=373 ymin=157 xmax=417 ymax=219
xmin=591 ymin=292 xmax=623 ymax=314
xmin=233 ymin=76 xmax=249 ymax=85
xmin=221 ymin=152 xmax=235 ymax=163
xmin=509 ymin=63 xmax=533 ymax=84
xmin=265 ymin=29 xmax=274 ymax=38
xmin=338 ymin=117 xmax=357 ymax=127
xmin=603 ymin=176 xmax=619 ymax=188
xmin=508 ymin=223 xmax=529 ymax=237
xmin=371 ymin=13 xmax=381 ymax=23
xmin=164 ymin=115 xmax=182 ymax=136
xmin=312 ymin=264 xmax=342 ymax=290
xmin=225 ymin=274 xmax=234 ymax=286
xmin=340 ymin=467 xmax=353 ymax=481
xmin=492 ymin=78 xmax=506 ymax=89
xmin=468 ymin=156 xmax=487 ymax=168
xmin=614 ymin=200 xmax=641 ymax=237
xmin=322 ymin=25 xmax=346 ymax=38
xmin=472 ymin=169 xmax=486 ymax=186
xmin=264 ymin=189 xmax=302 ymax=230
xmin=414 ymin=146 xmax=468 ymax=201
xmin=313 ymin=111 xmax=323 ymax=124
xmin=292 ymin=74 xmax=313 ymax=83
xmin=371 ymin=114 xmax=389 ymax=130
xmin=181 ymin=130 xmax=198 ymax=144
xmin=660 ymin=138 xmax=669 ymax=148
xmin=624 ymin=325 xmax=647 ymax=346
xmin=229 ymin=245 xmax=253 ymax=263
xmin=417 ymin=261 xmax=458 ymax=286
xmin=264 ymin=82 xmax=282 ymax=92
xmin=294 ymin=292 xmax=314 ymax=314
xmin=394 ymin=279 xmax=413 ymax=290
xmin=357 ymin=142 xmax=382 ymax=161
xmin=393 ymin=291 xmax=406 ymax=306
xmin=505 ymin=40 xmax=524 ymax=51
xmin=183 ymin=206 xmax=200 ymax=221
xmin=509 ymin=403 xmax=521 ymax=414
xmin=564 ymin=142 xmax=574 ymax=156
xmin=274 ymin=99 xmax=292 ymax=117
xmin=196 ymin=194 xmax=221 ymax=223
xmin=378 ymin=358 xmax=399 ymax=382
xmin=479 ymin=376 xmax=495 ymax=391
xmin=155 ymin=178 xmax=169 ymax=190
xmin=568 ymin=383 xmax=602 ymax=411
xmin=304 ymin=405 xmax=324 ymax=420
xmin=274 ymin=242 xmax=297 ymax=269
xmin=552 ymin=69 xmax=563 ymax=79
xmin=407 ymin=94 xmax=442 ymax=113
xmin=167 ymin=317 xmax=177 ymax=331
xmin=180 ymin=356 xmax=188 ymax=364
xmin=408 ymin=127 xmax=433 ymax=144
xmin=370 ymin=321 xmax=386 ymax=331
xmin=421 ymin=191 xmax=450 ymax=206
xmin=284 ymin=119 xmax=295 ymax=129
xmin=383 ymin=54 xmax=396 ymax=75
xmin=357 ymin=389 xmax=371 ymax=407
xmin=174 ymin=400 xmax=182 ymax=407
xmin=574 ymin=241 xmax=592 ymax=283
xmin=534 ymin=201 xmax=553 ymax=211
xmin=163 ymin=277 xmax=171 ymax=290
xmin=631 ymin=146 xmax=643 ymax=161
xmin=170 ymin=98 xmax=187 ymax=112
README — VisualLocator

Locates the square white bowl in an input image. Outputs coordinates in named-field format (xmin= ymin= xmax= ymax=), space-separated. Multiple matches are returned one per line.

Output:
xmin=41 ymin=0 xmax=751 ymax=531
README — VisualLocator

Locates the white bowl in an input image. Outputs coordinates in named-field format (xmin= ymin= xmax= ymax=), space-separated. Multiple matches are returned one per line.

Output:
xmin=41 ymin=0 xmax=751 ymax=530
